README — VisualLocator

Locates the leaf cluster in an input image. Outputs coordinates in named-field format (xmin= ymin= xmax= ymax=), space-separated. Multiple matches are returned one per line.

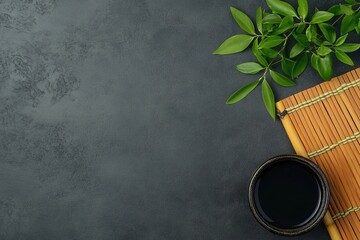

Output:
xmin=214 ymin=0 xmax=360 ymax=119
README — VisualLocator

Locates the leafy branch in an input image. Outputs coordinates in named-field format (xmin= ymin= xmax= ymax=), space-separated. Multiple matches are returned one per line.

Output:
xmin=213 ymin=0 xmax=360 ymax=120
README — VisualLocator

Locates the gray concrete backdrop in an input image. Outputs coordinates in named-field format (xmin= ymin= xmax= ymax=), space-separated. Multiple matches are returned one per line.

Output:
xmin=0 ymin=0 xmax=358 ymax=239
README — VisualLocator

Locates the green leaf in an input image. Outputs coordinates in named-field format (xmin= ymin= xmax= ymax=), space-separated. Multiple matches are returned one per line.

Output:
xmin=312 ymin=38 xmax=323 ymax=47
xmin=335 ymin=43 xmax=360 ymax=52
xmin=296 ymin=22 xmax=306 ymax=33
xmin=281 ymin=57 xmax=296 ymax=76
xmin=328 ymin=5 xmax=342 ymax=16
xmin=356 ymin=26 xmax=360 ymax=35
xmin=230 ymin=7 xmax=256 ymax=35
xmin=262 ymin=79 xmax=276 ymax=120
xmin=340 ymin=4 xmax=354 ymax=15
xmin=279 ymin=16 xmax=294 ymax=28
xmin=310 ymin=11 xmax=334 ymax=24
xmin=262 ymin=14 xmax=282 ymax=24
xmin=290 ymin=43 xmax=305 ymax=58
xmin=293 ymin=33 xmax=310 ymax=47
xmin=306 ymin=25 xmax=312 ymax=41
xmin=317 ymin=45 xmax=332 ymax=56
xmin=311 ymin=25 xmax=318 ymax=40
xmin=335 ymin=34 xmax=348 ymax=46
xmin=259 ymin=36 xmax=284 ymax=49
xmin=318 ymin=23 xmax=336 ymax=43
xmin=311 ymin=54 xmax=320 ymax=72
xmin=328 ymin=4 xmax=353 ymax=15
xmin=226 ymin=80 xmax=260 ymax=104
xmin=272 ymin=15 xmax=294 ymax=34
xmin=335 ymin=50 xmax=354 ymax=65
xmin=266 ymin=0 xmax=298 ymax=17
xmin=345 ymin=0 xmax=356 ymax=3
xmin=213 ymin=35 xmax=255 ymax=55
xmin=252 ymin=39 xmax=268 ymax=66
xmin=317 ymin=55 xmax=333 ymax=80
xmin=297 ymin=0 xmax=308 ymax=19
xmin=341 ymin=14 xmax=357 ymax=35
xmin=236 ymin=62 xmax=264 ymax=74
xmin=270 ymin=70 xmax=296 ymax=87
xmin=263 ymin=24 xmax=275 ymax=34
xmin=256 ymin=7 xmax=263 ymax=33
xmin=260 ymin=48 xmax=279 ymax=58
xmin=293 ymin=53 xmax=308 ymax=78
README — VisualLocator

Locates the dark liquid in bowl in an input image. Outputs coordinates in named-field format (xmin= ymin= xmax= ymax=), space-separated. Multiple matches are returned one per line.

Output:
xmin=254 ymin=160 xmax=322 ymax=229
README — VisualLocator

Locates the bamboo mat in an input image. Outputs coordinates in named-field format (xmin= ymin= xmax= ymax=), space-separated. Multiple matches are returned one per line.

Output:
xmin=276 ymin=68 xmax=360 ymax=240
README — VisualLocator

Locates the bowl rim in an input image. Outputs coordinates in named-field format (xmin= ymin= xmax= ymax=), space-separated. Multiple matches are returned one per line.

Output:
xmin=248 ymin=154 xmax=330 ymax=236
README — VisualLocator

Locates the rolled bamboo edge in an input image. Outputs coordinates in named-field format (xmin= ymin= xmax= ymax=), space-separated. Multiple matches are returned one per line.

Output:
xmin=324 ymin=212 xmax=342 ymax=240
xmin=276 ymin=101 xmax=342 ymax=240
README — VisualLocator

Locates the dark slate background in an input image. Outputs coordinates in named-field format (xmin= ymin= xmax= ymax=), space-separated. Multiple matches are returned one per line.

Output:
xmin=0 ymin=0 xmax=359 ymax=239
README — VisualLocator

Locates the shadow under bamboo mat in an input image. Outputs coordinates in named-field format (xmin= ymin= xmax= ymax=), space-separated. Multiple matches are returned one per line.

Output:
xmin=276 ymin=68 xmax=360 ymax=240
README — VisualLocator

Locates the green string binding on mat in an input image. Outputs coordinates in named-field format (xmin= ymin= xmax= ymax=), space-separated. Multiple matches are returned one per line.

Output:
xmin=308 ymin=131 xmax=360 ymax=158
xmin=285 ymin=78 xmax=360 ymax=114
xmin=332 ymin=206 xmax=360 ymax=221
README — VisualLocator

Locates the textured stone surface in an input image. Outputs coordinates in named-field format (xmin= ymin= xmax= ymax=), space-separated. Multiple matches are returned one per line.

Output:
xmin=0 ymin=0 xmax=358 ymax=239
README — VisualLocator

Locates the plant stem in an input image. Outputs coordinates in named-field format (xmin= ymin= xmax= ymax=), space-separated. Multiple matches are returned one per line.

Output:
xmin=332 ymin=6 xmax=360 ymax=26
xmin=268 ymin=28 xmax=296 ymax=69
xmin=271 ymin=59 xmax=282 ymax=66
xmin=332 ymin=14 xmax=344 ymax=26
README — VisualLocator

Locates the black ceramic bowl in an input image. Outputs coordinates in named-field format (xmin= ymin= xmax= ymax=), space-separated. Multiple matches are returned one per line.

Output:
xmin=248 ymin=154 xmax=329 ymax=236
